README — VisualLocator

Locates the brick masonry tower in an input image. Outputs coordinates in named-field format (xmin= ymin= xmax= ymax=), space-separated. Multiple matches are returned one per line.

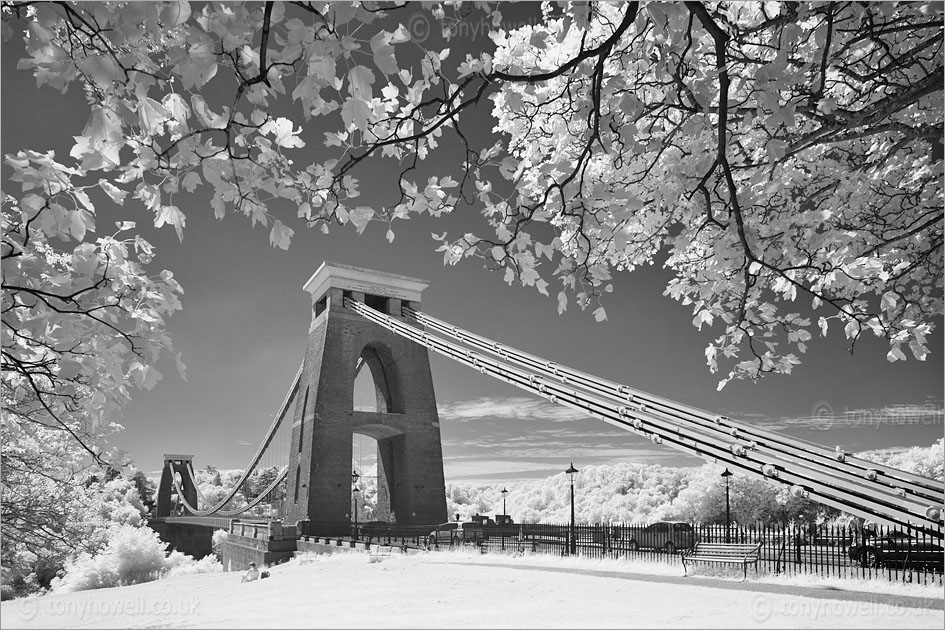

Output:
xmin=283 ymin=262 xmax=448 ymax=528
xmin=155 ymin=454 xmax=199 ymax=517
xmin=151 ymin=454 xmax=213 ymax=560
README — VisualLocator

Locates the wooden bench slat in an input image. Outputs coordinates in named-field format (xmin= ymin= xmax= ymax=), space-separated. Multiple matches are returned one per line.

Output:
xmin=687 ymin=556 xmax=752 ymax=563
xmin=695 ymin=543 xmax=757 ymax=551
xmin=695 ymin=543 xmax=758 ymax=549
xmin=693 ymin=545 xmax=759 ymax=551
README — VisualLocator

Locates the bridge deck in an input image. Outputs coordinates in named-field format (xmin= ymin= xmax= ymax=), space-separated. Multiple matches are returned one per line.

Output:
xmin=159 ymin=516 xmax=234 ymax=529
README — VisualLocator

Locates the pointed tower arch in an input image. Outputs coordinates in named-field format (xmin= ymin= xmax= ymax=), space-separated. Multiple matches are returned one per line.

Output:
xmin=353 ymin=343 xmax=404 ymax=414
xmin=284 ymin=262 xmax=447 ymax=528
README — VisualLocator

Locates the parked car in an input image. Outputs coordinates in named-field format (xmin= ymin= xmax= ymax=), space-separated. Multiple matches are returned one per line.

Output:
xmin=806 ymin=525 xmax=853 ymax=547
xmin=848 ymin=530 xmax=944 ymax=571
xmin=624 ymin=522 xmax=695 ymax=553
xmin=428 ymin=522 xmax=462 ymax=546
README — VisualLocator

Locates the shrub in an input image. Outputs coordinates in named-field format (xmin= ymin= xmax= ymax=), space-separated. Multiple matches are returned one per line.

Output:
xmin=165 ymin=553 xmax=222 ymax=578
xmin=211 ymin=529 xmax=228 ymax=559
xmin=52 ymin=525 xmax=223 ymax=593
xmin=52 ymin=525 xmax=168 ymax=592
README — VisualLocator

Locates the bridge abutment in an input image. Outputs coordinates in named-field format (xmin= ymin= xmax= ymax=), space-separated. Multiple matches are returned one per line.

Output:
xmin=148 ymin=519 xmax=214 ymax=559
xmin=220 ymin=535 xmax=296 ymax=572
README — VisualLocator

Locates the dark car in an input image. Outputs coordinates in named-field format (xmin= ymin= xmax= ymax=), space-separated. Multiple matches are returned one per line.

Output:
xmin=624 ymin=521 xmax=695 ymax=553
xmin=807 ymin=525 xmax=853 ymax=547
xmin=848 ymin=530 xmax=944 ymax=571
xmin=428 ymin=522 xmax=462 ymax=546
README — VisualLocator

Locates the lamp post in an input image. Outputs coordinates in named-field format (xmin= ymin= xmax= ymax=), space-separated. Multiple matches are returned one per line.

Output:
xmin=566 ymin=463 xmax=579 ymax=555
xmin=501 ymin=487 xmax=508 ymax=517
xmin=721 ymin=468 xmax=733 ymax=543
xmin=352 ymin=470 xmax=360 ymax=539
xmin=353 ymin=487 xmax=360 ymax=538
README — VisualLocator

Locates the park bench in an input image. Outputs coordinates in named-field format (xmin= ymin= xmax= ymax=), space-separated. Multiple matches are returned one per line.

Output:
xmin=681 ymin=542 xmax=762 ymax=580
xmin=368 ymin=543 xmax=394 ymax=563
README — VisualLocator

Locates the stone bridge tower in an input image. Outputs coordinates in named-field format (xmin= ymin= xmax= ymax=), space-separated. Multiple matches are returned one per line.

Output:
xmin=283 ymin=262 xmax=448 ymax=529
xmin=155 ymin=454 xmax=199 ymax=517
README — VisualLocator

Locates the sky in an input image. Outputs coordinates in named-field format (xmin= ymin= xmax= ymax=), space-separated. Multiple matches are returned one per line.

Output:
xmin=1 ymin=4 xmax=942 ymax=487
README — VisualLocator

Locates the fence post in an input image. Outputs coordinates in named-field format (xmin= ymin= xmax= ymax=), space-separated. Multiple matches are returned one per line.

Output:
xmin=794 ymin=526 xmax=801 ymax=568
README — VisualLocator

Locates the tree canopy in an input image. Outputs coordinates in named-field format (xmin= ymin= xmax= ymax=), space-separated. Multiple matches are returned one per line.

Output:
xmin=1 ymin=0 xmax=942 ymax=456
xmin=3 ymin=1 xmax=940 ymax=598
xmin=1 ymin=419 xmax=149 ymax=594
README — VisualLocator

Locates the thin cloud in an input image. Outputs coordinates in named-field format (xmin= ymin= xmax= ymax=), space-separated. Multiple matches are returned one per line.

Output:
xmin=235 ymin=440 xmax=252 ymax=446
xmin=444 ymin=449 xmax=692 ymax=483
xmin=440 ymin=396 xmax=943 ymax=432
xmin=756 ymin=402 xmax=943 ymax=431
xmin=438 ymin=396 xmax=705 ymax=472
xmin=438 ymin=396 xmax=590 ymax=423
xmin=436 ymin=396 xmax=941 ymax=483
xmin=441 ymin=430 xmax=647 ymax=453
xmin=853 ymin=445 xmax=913 ymax=458
xmin=501 ymin=428 xmax=631 ymax=442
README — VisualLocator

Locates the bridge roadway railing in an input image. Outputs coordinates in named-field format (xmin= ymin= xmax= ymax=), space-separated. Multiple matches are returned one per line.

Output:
xmin=159 ymin=516 xmax=428 ymax=546
xmin=158 ymin=516 xmax=301 ymax=543
xmin=161 ymin=516 xmax=233 ymax=530
xmin=229 ymin=520 xmax=298 ymax=541
xmin=299 ymin=521 xmax=434 ymax=547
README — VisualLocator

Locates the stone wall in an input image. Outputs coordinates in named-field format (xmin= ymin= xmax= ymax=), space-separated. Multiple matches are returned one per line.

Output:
xmin=220 ymin=533 xmax=297 ymax=572
xmin=294 ymin=537 xmax=417 ymax=557
xmin=295 ymin=537 xmax=366 ymax=555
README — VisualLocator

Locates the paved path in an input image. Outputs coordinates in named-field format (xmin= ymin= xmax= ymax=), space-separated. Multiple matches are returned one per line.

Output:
xmin=439 ymin=559 xmax=944 ymax=610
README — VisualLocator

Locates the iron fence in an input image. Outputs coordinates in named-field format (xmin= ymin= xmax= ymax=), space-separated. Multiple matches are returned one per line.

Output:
xmin=303 ymin=521 xmax=434 ymax=548
xmin=460 ymin=520 xmax=943 ymax=585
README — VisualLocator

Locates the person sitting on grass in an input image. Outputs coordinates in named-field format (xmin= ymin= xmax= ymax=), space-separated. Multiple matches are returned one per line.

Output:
xmin=241 ymin=562 xmax=260 ymax=583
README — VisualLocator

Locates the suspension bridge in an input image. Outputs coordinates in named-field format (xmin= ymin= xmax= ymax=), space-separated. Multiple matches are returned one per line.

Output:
xmin=149 ymin=262 xmax=944 ymax=565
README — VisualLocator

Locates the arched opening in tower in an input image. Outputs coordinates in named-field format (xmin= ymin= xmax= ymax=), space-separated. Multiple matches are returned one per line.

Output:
xmin=352 ymin=426 xmax=403 ymax=524
xmin=353 ymin=345 xmax=402 ymax=413
xmin=172 ymin=471 xmax=184 ymax=515
xmin=352 ymin=433 xmax=386 ymax=523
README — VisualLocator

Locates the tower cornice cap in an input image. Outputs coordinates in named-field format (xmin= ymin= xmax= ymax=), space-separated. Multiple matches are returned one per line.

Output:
xmin=303 ymin=261 xmax=429 ymax=302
